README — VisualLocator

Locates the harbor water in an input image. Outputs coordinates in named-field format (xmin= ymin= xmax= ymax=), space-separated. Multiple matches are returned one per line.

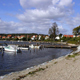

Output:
xmin=0 ymin=41 xmax=72 ymax=76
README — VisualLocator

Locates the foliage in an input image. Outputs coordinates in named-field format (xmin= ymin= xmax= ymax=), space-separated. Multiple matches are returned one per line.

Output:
xmin=59 ymin=33 xmax=62 ymax=40
xmin=13 ymin=38 xmax=18 ymax=41
xmin=66 ymin=53 xmax=79 ymax=60
xmin=22 ymin=37 xmax=26 ymax=41
xmin=41 ymin=36 xmax=45 ymax=41
xmin=73 ymin=26 xmax=80 ymax=35
xmin=60 ymin=36 xmax=80 ymax=44
xmin=15 ymin=67 xmax=46 ymax=80
xmin=48 ymin=22 xmax=59 ymax=40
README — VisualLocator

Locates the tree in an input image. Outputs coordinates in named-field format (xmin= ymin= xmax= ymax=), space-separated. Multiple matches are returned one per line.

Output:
xmin=73 ymin=26 xmax=80 ymax=35
xmin=41 ymin=36 xmax=45 ymax=41
xmin=59 ymin=33 xmax=62 ymax=40
xmin=48 ymin=22 xmax=59 ymax=40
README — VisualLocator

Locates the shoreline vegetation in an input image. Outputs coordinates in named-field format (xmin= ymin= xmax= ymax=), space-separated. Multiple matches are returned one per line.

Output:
xmin=1 ymin=44 xmax=80 ymax=80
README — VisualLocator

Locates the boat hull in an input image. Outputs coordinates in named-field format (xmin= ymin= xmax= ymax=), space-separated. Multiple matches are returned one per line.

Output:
xmin=4 ymin=48 xmax=17 ymax=52
xmin=29 ymin=44 xmax=40 ymax=49
xmin=4 ymin=45 xmax=18 ymax=52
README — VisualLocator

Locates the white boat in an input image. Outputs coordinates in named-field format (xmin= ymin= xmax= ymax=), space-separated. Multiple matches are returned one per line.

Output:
xmin=29 ymin=44 xmax=41 ymax=49
xmin=18 ymin=47 xmax=29 ymax=50
xmin=4 ymin=45 xmax=18 ymax=52
xmin=29 ymin=44 xmax=34 ymax=48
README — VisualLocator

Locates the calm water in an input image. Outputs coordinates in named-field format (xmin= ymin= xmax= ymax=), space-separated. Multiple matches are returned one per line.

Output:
xmin=0 ymin=41 xmax=72 ymax=76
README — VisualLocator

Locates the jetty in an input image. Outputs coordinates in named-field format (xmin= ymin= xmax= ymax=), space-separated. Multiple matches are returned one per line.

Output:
xmin=44 ymin=45 xmax=77 ymax=49
xmin=16 ymin=43 xmax=78 ymax=49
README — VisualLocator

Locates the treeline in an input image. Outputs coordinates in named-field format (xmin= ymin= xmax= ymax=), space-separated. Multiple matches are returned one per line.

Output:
xmin=0 ymin=33 xmax=41 ymax=36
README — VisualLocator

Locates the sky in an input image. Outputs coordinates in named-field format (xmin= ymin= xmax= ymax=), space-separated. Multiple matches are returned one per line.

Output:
xmin=0 ymin=0 xmax=80 ymax=35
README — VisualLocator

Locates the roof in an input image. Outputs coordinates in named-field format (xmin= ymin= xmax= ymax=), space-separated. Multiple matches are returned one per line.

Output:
xmin=64 ymin=35 xmax=73 ymax=38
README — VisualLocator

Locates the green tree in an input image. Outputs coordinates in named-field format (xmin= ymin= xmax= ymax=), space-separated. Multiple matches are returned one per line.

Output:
xmin=22 ymin=37 xmax=26 ymax=41
xmin=48 ymin=22 xmax=59 ymax=40
xmin=59 ymin=33 xmax=62 ymax=40
xmin=41 ymin=36 xmax=45 ymax=41
xmin=73 ymin=26 xmax=80 ymax=35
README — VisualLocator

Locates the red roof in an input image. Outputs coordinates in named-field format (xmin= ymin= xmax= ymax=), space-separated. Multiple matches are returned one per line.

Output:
xmin=2 ymin=36 xmax=6 ymax=39
xmin=7 ymin=35 xmax=12 ymax=38
xmin=64 ymin=35 xmax=73 ymax=38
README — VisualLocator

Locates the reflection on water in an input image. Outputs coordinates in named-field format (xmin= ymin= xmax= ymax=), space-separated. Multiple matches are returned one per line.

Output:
xmin=0 ymin=48 xmax=72 ymax=76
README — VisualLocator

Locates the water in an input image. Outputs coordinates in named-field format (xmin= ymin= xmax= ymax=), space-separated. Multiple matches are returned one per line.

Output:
xmin=0 ymin=41 xmax=72 ymax=76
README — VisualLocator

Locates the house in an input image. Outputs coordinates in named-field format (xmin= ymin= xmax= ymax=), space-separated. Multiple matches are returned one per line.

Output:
xmin=18 ymin=35 xmax=25 ymax=39
xmin=55 ymin=36 xmax=60 ymax=40
xmin=7 ymin=35 xmax=12 ymax=38
xmin=38 ymin=35 xmax=41 ymax=40
xmin=63 ymin=35 xmax=75 ymax=38
xmin=14 ymin=36 xmax=18 ymax=39
xmin=31 ymin=35 xmax=38 ymax=40
xmin=55 ymin=35 xmax=63 ymax=40
xmin=0 ymin=35 xmax=1 ymax=38
xmin=45 ymin=35 xmax=49 ymax=40
xmin=2 ymin=36 xmax=6 ymax=39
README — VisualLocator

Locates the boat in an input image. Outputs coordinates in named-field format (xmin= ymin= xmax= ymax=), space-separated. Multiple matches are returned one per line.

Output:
xmin=29 ymin=44 xmax=41 ymax=49
xmin=18 ymin=45 xmax=29 ymax=50
xmin=18 ymin=46 xmax=29 ymax=50
xmin=4 ymin=45 xmax=18 ymax=52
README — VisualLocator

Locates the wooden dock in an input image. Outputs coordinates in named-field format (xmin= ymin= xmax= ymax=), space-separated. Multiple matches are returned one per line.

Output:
xmin=44 ymin=45 xmax=78 ymax=49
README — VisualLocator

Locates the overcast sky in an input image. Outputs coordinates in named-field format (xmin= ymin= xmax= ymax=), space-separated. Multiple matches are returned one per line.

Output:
xmin=0 ymin=0 xmax=80 ymax=35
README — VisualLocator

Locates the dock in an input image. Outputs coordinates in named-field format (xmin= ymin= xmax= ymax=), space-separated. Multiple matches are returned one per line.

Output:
xmin=44 ymin=45 xmax=78 ymax=49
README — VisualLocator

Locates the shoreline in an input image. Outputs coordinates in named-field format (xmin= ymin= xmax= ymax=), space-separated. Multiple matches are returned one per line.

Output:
xmin=1 ymin=47 xmax=78 ymax=80
xmin=0 ymin=56 xmax=65 ymax=80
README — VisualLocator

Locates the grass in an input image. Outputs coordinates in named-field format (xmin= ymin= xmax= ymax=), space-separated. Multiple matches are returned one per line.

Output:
xmin=54 ymin=61 xmax=58 ymax=64
xmin=15 ymin=67 xmax=47 ymax=80
xmin=66 ymin=53 xmax=80 ymax=60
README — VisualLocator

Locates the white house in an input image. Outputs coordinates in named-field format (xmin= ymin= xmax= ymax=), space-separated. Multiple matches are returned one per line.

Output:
xmin=38 ymin=35 xmax=41 ymax=40
xmin=55 ymin=36 xmax=60 ymax=40
xmin=31 ymin=35 xmax=38 ymax=40
xmin=45 ymin=35 xmax=49 ymax=40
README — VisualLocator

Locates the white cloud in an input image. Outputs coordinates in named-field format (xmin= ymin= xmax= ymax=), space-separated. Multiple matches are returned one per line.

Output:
xmin=0 ymin=0 xmax=77 ymax=34
xmin=18 ymin=0 xmax=73 ymax=23
xmin=17 ymin=0 xmax=74 ymax=34
xmin=58 ymin=0 xmax=73 ymax=7
xmin=58 ymin=25 xmax=67 ymax=34
xmin=20 ymin=0 xmax=52 ymax=9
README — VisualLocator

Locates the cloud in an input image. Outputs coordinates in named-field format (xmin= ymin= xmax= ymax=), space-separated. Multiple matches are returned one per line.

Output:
xmin=58 ymin=25 xmax=67 ymax=34
xmin=0 ymin=0 xmax=77 ymax=34
xmin=18 ymin=0 xmax=74 ymax=24
xmin=0 ymin=19 xmax=50 ymax=34
xmin=17 ymin=0 xmax=74 ymax=34
xmin=20 ymin=0 xmax=52 ymax=9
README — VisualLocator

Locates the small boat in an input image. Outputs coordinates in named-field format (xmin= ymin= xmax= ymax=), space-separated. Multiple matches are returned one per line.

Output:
xmin=29 ymin=44 xmax=41 ymax=49
xmin=18 ymin=47 xmax=29 ymax=50
xmin=18 ymin=45 xmax=29 ymax=50
xmin=4 ymin=45 xmax=18 ymax=52
xmin=29 ymin=44 xmax=34 ymax=48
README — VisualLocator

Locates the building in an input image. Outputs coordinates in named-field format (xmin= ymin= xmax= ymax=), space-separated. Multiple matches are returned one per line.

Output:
xmin=45 ymin=35 xmax=49 ymax=40
xmin=31 ymin=35 xmax=38 ymax=40
xmin=2 ymin=36 xmax=6 ymax=39
xmin=7 ymin=35 xmax=12 ymax=38
xmin=38 ymin=35 xmax=41 ymax=40
xmin=63 ymin=35 xmax=75 ymax=38
xmin=55 ymin=36 xmax=60 ymax=40
xmin=18 ymin=35 xmax=25 ymax=39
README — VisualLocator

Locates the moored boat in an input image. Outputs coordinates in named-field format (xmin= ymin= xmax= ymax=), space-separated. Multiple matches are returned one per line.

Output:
xmin=29 ymin=44 xmax=41 ymax=49
xmin=4 ymin=45 xmax=18 ymax=52
xmin=18 ymin=47 xmax=29 ymax=50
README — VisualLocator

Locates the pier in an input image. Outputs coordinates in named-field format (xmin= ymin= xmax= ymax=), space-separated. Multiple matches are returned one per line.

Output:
xmin=16 ymin=43 xmax=78 ymax=49
xmin=44 ymin=45 xmax=77 ymax=49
